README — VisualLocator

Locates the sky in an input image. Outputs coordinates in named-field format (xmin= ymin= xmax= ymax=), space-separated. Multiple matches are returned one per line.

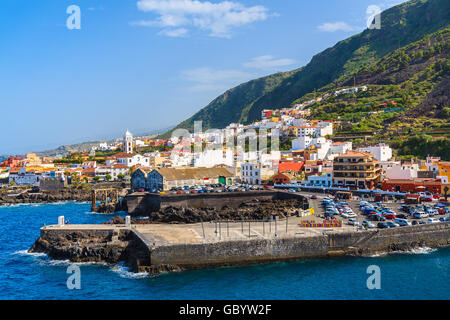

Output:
xmin=0 ymin=0 xmax=407 ymax=155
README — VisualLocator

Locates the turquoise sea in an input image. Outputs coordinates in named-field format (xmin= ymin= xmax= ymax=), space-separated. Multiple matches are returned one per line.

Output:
xmin=0 ymin=202 xmax=448 ymax=300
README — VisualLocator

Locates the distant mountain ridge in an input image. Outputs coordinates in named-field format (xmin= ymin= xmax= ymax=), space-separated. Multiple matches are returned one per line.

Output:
xmin=162 ymin=0 xmax=450 ymax=138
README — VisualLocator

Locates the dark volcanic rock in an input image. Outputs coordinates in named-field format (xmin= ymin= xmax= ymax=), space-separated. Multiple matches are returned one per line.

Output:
xmin=131 ymin=198 xmax=303 ymax=224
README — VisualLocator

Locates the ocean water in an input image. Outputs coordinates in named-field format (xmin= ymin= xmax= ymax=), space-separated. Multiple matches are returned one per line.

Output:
xmin=0 ymin=202 xmax=448 ymax=300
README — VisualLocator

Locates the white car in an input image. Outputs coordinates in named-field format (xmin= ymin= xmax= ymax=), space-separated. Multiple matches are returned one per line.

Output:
xmin=348 ymin=218 xmax=359 ymax=226
xmin=340 ymin=212 xmax=350 ymax=218
xmin=427 ymin=218 xmax=439 ymax=224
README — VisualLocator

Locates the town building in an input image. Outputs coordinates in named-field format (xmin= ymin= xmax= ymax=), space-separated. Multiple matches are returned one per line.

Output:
xmin=333 ymin=151 xmax=381 ymax=189
xmin=272 ymin=172 xmax=295 ymax=185
xmin=304 ymin=172 xmax=333 ymax=188
xmin=8 ymin=168 xmax=40 ymax=186
xmin=114 ymin=152 xmax=151 ymax=168
xmin=382 ymin=178 xmax=442 ymax=194
xmin=357 ymin=144 xmax=393 ymax=162
xmin=145 ymin=167 xmax=235 ymax=191
xmin=241 ymin=163 xmax=261 ymax=185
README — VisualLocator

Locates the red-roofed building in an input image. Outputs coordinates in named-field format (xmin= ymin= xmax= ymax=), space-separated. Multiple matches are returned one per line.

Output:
xmin=278 ymin=161 xmax=304 ymax=173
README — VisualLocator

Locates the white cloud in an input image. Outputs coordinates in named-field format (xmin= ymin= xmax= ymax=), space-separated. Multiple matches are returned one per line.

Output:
xmin=181 ymin=67 xmax=252 ymax=92
xmin=317 ymin=21 xmax=356 ymax=32
xmin=158 ymin=28 xmax=188 ymax=37
xmin=133 ymin=0 xmax=270 ymax=38
xmin=243 ymin=55 xmax=296 ymax=70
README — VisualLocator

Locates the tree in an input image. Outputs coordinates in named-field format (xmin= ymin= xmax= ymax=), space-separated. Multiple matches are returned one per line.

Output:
xmin=93 ymin=176 xmax=100 ymax=182
xmin=117 ymin=173 xmax=125 ymax=181
xmin=105 ymin=174 xmax=112 ymax=182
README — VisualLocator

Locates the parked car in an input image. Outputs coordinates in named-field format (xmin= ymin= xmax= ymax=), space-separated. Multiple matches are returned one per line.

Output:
xmin=362 ymin=221 xmax=375 ymax=229
xmin=394 ymin=218 xmax=411 ymax=226
xmin=369 ymin=214 xmax=386 ymax=222
xmin=386 ymin=221 xmax=400 ymax=228
xmin=400 ymin=205 xmax=411 ymax=213
xmin=439 ymin=217 xmax=450 ymax=222
xmin=427 ymin=218 xmax=439 ymax=224
xmin=382 ymin=213 xmax=396 ymax=220
xmin=377 ymin=222 xmax=389 ymax=229
xmin=348 ymin=218 xmax=359 ymax=226
xmin=311 ymin=195 xmax=318 ymax=199
xmin=413 ymin=212 xmax=428 ymax=219
xmin=359 ymin=201 xmax=369 ymax=207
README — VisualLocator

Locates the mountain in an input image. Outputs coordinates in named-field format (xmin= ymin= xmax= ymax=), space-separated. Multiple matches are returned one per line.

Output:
xmin=162 ymin=0 xmax=450 ymax=138
xmin=160 ymin=71 xmax=297 ymax=138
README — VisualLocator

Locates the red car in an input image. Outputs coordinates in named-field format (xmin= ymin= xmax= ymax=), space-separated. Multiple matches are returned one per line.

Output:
xmin=432 ymin=194 xmax=441 ymax=199
xmin=263 ymin=186 xmax=272 ymax=190
xmin=382 ymin=213 xmax=396 ymax=220
xmin=311 ymin=195 xmax=318 ymax=199
xmin=421 ymin=197 xmax=433 ymax=202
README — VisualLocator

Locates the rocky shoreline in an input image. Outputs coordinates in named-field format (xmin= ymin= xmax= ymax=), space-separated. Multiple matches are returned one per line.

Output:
xmin=0 ymin=188 xmax=91 ymax=206
xmin=0 ymin=185 xmax=128 ymax=207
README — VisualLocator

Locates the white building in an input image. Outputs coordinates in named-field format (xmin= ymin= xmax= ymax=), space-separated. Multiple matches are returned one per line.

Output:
xmin=192 ymin=149 xmax=234 ymax=168
xmin=304 ymin=173 xmax=333 ymax=187
xmin=329 ymin=141 xmax=353 ymax=156
xmin=123 ymin=130 xmax=134 ymax=154
xmin=385 ymin=164 xmax=419 ymax=180
xmin=292 ymin=136 xmax=313 ymax=151
xmin=9 ymin=168 xmax=40 ymax=186
xmin=358 ymin=144 xmax=392 ymax=162
xmin=115 ymin=153 xmax=150 ymax=167
xmin=241 ymin=163 xmax=261 ymax=185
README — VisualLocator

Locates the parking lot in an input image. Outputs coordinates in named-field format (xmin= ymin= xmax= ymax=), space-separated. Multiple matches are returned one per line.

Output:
xmin=304 ymin=191 xmax=450 ymax=229
xmin=166 ymin=183 xmax=268 ymax=194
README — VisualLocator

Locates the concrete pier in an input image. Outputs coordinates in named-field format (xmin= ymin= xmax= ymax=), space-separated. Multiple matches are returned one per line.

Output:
xmin=31 ymin=220 xmax=450 ymax=274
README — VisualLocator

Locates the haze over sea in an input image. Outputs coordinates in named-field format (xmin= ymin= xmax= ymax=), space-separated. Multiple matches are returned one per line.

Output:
xmin=0 ymin=202 xmax=448 ymax=300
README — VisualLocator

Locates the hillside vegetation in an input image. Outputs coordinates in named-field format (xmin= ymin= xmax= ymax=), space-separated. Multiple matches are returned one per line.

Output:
xmin=162 ymin=0 xmax=449 ymax=159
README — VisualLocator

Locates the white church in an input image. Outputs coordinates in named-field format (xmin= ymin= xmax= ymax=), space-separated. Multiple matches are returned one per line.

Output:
xmin=113 ymin=130 xmax=151 ymax=168
xmin=123 ymin=130 xmax=134 ymax=153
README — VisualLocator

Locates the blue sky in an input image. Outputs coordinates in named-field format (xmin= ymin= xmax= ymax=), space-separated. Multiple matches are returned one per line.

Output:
xmin=0 ymin=0 xmax=407 ymax=155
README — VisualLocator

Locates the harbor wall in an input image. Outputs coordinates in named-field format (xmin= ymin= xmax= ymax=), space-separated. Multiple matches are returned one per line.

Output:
xmin=123 ymin=191 xmax=309 ymax=216
xmin=30 ymin=222 xmax=450 ymax=274
xmin=146 ymin=222 xmax=450 ymax=270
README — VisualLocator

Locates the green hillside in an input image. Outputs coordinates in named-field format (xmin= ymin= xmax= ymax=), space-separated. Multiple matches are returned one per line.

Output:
xmin=302 ymin=26 xmax=450 ymax=159
xmin=162 ymin=0 xmax=449 ymax=139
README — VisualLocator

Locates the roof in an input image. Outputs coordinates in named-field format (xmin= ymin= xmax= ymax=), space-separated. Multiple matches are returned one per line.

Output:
xmin=336 ymin=151 xmax=375 ymax=158
xmin=152 ymin=167 xmax=234 ymax=181
xmin=113 ymin=152 xmax=137 ymax=159
xmin=383 ymin=178 xmax=442 ymax=185
xmin=113 ymin=164 xmax=129 ymax=169
xmin=278 ymin=162 xmax=304 ymax=173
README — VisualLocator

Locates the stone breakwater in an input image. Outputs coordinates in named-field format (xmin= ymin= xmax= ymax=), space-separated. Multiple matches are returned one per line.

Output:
xmin=29 ymin=222 xmax=450 ymax=275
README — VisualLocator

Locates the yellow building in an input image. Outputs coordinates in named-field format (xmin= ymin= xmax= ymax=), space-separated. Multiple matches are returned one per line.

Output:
xmin=25 ymin=153 xmax=42 ymax=166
